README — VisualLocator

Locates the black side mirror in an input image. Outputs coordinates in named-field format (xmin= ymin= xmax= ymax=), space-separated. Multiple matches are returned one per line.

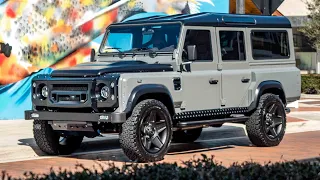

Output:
xmin=0 ymin=43 xmax=12 ymax=58
xmin=90 ymin=48 xmax=95 ymax=62
xmin=187 ymin=45 xmax=197 ymax=61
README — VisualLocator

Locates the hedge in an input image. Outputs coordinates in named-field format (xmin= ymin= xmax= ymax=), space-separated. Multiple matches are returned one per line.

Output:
xmin=2 ymin=155 xmax=320 ymax=180
xmin=301 ymin=74 xmax=320 ymax=94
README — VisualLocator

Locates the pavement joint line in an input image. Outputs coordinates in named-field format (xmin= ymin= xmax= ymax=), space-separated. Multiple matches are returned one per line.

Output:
xmin=298 ymin=99 xmax=320 ymax=102
xmin=0 ymin=156 xmax=53 ymax=164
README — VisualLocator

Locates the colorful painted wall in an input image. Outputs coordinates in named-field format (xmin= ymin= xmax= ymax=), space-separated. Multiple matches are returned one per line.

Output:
xmin=0 ymin=0 xmax=229 ymax=119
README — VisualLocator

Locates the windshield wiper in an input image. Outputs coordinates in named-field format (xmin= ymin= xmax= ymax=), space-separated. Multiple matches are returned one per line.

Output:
xmin=130 ymin=47 xmax=150 ymax=52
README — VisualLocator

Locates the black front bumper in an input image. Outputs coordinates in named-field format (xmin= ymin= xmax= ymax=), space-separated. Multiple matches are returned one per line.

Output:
xmin=25 ymin=110 xmax=126 ymax=123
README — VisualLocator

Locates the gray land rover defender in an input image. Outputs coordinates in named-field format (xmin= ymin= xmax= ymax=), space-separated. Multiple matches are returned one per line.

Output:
xmin=25 ymin=12 xmax=301 ymax=162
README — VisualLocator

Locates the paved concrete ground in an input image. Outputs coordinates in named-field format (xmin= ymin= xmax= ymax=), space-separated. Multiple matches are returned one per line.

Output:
xmin=0 ymin=98 xmax=319 ymax=178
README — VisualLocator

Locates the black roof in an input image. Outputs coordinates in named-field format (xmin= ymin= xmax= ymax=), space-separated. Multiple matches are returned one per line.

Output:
xmin=114 ymin=12 xmax=291 ymax=28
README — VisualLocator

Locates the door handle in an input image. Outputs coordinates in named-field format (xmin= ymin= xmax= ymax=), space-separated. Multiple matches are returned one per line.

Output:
xmin=209 ymin=79 xmax=219 ymax=84
xmin=241 ymin=78 xmax=250 ymax=83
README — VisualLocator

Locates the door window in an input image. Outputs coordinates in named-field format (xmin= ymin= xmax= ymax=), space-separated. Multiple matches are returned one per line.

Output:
xmin=219 ymin=31 xmax=246 ymax=61
xmin=183 ymin=29 xmax=213 ymax=61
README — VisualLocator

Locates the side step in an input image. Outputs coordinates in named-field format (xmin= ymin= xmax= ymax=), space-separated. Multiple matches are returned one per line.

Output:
xmin=174 ymin=116 xmax=249 ymax=130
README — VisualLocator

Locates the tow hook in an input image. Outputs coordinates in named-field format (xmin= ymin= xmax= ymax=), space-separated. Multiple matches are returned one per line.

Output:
xmin=285 ymin=107 xmax=291 ymax=114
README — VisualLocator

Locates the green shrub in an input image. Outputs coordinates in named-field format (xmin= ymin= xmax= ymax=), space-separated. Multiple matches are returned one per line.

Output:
xmin=2 ymin=155 xmax=320 ymax=180
xmin=301 ymin=74 xmax=320 ymax=94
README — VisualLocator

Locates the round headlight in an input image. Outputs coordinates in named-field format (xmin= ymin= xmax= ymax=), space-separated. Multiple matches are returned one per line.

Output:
xmin=100 ymin=86 xmax=110 ymax=99
xmin=41 ymin=85 xmax=48 ymax=98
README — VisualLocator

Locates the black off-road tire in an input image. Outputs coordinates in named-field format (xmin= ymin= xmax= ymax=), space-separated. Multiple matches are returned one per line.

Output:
xmin=245 ymin=93 xmax=286 ymax=147
xmin=33 ymin=120 xmax=83 ymax=155
xmin=172 ymin=128 xmax=202 ymax=143
xmin=119 ymin=99 xmax=173 ymax=162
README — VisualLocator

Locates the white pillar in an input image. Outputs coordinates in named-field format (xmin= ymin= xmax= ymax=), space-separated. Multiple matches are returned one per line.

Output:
xmin=236 ymin=0 xmax=245 ymax=14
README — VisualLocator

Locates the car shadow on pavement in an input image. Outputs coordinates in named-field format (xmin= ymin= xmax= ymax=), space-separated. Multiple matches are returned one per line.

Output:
xmin=18 ymin=138 xmax=49 ymax=156
xmin=69 ymin=126 xmax=250 ymax=163
xmin=17 ymin=125 xmax=250 ymax=163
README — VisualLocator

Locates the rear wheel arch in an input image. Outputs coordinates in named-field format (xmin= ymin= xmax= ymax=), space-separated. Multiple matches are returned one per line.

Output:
xmin=249 ymin=81 xmax=286 ymax=112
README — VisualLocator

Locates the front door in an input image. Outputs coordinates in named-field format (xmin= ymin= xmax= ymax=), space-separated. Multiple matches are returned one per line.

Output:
xmin=179 ymin=27 xmax=221 ymax=111
xmin=216 ymin=28 xmax=252 ymax=108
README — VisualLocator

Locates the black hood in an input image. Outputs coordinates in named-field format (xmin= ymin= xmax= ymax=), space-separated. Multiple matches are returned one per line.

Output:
xmin=50 ymin=60 xmax=173 ymax=77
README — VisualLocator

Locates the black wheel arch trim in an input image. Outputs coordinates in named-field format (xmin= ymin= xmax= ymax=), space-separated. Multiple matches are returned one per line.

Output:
xmin=124 ymin=84 xmax=175 ymax=115
xmin=248 ymin=80 xmax=286 ymax=112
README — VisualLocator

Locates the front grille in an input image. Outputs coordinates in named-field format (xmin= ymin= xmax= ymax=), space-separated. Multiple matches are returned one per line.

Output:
xmin=52 ymin=84 xmax=88 ymax=91
xmin=58 ymin=95 xmax=81 ymax=102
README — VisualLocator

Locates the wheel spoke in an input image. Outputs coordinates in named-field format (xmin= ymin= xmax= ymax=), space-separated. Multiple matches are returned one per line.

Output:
xmin=155 ymin=121 xmax=166 ymax=134
xmin=266 ymin=126 xmax=270 ymax=132
xmin=273 ymin=116 xmax=283 ymax=126
xmin=142 ymin=136 xmax=147 ymax=147
xmin=151 ymin=135 xmax=163 ymax=149
xmin=147 ymin=110 xmax=157 ymax=123
xmin=270 ymin=127 xmax=278 ymax=137
xmin=268 ymin=104 xmax=278 ymax=114
xmin=141 ymin=124 xmax=146 ymax=133
xmin=142 ymin=136 xmax=152 ymax=150
xmin=146 ymin=140 xmax=152 ymax=150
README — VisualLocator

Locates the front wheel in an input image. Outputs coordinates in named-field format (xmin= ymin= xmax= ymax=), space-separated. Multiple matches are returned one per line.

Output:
xmin=119 ymin=99 xmax=173 ymax=162
xmin=245 ymin=93 xmax=286 ymax=147
xmin=33 ymin=120 xmax=83 ymax=155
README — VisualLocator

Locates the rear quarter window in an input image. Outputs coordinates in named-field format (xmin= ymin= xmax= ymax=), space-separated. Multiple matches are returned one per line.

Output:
xmin=251 ymin=30 xmax=290 ymax=60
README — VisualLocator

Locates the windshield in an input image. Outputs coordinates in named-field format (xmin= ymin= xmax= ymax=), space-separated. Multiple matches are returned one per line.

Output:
xmin=99 ymin=23 xmax=181 ymax=54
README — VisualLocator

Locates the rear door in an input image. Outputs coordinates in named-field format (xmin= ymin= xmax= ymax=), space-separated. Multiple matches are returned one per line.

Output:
xmin=215 ymin=28 xmax=252 ymax=108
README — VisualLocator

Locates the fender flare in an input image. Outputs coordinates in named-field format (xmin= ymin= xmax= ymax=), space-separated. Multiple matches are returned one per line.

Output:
xmin=248 ymin=80 xmax=286 ymax=111
xmin=124 ymin=84 xmax=175 ymax=114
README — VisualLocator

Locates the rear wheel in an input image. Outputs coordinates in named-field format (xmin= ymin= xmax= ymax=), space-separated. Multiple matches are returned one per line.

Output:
xmin=246 ymin=93 xmax=286 ymax=147
xmin=33 ymin=120 xmax=83 ymax=155
xmin=172 ymin=128 xmax=202 ymax=143
xmin=119 ymin=99 xmax=173 ymax=162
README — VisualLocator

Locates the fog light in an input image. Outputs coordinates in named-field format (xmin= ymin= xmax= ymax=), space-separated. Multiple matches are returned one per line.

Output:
xmin=100 ymin=86 xmax=110 ymax=99
xmin=41 ymin=85 xmax=48 ymax=98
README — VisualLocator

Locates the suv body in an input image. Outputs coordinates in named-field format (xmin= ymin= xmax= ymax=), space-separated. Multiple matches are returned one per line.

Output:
xmin=25 ymin=12 xmax=301 ymax=162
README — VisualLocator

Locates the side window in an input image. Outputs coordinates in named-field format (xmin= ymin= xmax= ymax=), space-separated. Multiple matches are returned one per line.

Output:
xmin=251 ymin=31 xmax=290 ymax=60
xmin=183 ymin=29 xmax=213 ymax=61
xmin=219 ymin=31 xmax=246 ymax=61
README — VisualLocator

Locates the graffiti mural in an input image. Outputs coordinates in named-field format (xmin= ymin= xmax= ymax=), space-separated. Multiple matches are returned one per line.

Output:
xmin=0 ymin=0 xmax=228 ymax=119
